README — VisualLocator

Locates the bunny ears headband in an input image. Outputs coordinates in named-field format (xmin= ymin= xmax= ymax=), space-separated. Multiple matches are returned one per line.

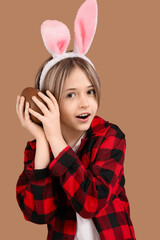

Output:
xmin=39 ymin=0 xmax=98 ymax=90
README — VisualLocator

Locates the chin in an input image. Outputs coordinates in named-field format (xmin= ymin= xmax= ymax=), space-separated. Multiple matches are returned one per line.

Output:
xmin=76 ymin=124 xmax=91 ymax=132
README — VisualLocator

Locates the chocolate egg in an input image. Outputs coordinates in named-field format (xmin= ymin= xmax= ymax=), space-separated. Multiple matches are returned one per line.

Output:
xmin=21 ymin=87 xmax=47 ymax=125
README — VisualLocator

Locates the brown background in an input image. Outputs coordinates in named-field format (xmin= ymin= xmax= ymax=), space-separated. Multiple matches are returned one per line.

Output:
xmin=1 ymin=0 xmax=159 ymax=239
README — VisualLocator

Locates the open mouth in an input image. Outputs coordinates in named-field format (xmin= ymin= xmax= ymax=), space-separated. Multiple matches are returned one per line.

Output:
xmin=76 ymin=113 xmax=90 ymax=119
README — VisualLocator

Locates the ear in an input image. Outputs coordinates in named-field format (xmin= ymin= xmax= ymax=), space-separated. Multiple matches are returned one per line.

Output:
xmin=41 ymin=20 xmax=71 ymax=57
xmin=74 ymin=0 xmax=98 ymax=55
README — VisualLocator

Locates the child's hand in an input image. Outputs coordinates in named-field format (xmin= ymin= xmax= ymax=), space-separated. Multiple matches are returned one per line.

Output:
xmin=28 ymin=90 xmax=62 ymax=142
xmin=16 ymin=95 xmax=46 ymax=140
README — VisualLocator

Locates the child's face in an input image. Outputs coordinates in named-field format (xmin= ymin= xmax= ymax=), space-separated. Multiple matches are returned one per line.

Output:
xmin=59 ymin=66 xmax=98 ymax=138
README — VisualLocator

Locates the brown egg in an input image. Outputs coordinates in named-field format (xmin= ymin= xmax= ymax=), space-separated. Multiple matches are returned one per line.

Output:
xmin=21 ymin=87 xmax=47 ymax=125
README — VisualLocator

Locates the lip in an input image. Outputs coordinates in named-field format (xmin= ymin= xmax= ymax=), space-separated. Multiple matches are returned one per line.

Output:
xmin=76 ymin=113 xmax=91 ymax=123
xmin=76 ymin=112 xmax=90 ymax=117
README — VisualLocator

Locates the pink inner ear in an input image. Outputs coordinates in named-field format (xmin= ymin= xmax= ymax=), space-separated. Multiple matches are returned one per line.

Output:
xmin=74 ymin=0 xmax=98 ymax=54
xmin=41 ymin=20 xmax=70 ymax=55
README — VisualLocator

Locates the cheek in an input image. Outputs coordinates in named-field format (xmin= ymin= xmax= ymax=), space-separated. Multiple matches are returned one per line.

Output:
xmin=90 ymin=98 xmax=98 ymax=109
xmin=61 ymin=100 xmax=76 ymax=110
xmin=59 ymin=103 xmax=73 ymax=118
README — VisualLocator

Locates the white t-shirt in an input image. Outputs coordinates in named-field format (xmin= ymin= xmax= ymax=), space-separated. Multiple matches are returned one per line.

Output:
xmin=72 ymin=132 xmax=100 ymax=240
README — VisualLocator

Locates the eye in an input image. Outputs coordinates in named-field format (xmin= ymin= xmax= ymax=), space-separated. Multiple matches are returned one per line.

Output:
xmin=88 ymin=89 xmax=96 ymax=95
xmin=66 ymin=93 xmax=75 ymax=98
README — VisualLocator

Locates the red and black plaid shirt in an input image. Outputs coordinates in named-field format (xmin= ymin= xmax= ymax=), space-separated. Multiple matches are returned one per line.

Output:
xmin=16 ymin=115 xmax=136 ymax=240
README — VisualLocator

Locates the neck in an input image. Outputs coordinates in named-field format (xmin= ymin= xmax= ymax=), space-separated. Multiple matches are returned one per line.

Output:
xmin=61 ymin=128 xmax=86 ymax=148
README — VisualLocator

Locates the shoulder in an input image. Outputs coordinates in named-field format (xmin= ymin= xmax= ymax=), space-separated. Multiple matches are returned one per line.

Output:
xmin=107 ymin=122 xmax=125 ymax=139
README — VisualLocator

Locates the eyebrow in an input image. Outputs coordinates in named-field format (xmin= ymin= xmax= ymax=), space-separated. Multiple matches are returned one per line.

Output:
xmin=65 ymin=85 xmax=94 ymax=92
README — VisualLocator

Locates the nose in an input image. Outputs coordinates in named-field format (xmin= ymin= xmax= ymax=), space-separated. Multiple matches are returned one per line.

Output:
xmin=79 ymin=94 xmax=89 ymax=108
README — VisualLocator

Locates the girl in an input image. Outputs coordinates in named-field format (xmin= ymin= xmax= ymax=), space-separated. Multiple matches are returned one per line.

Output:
xmin=16 ymin=0 xmax=136 ymax=239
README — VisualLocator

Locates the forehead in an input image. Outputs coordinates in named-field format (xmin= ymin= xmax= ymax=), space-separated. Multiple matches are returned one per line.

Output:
xmin=63 ymin=67 xmax=92 ymax=89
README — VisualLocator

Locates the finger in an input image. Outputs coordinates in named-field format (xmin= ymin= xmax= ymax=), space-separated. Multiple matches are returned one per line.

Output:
xmin=24 ymin=102 xmax=31 ymax=121
xmin=32 ymin=96 xmax=50 ymax=115
xmin=37 ymin=91 xmax=55 ymax=112
xmin=19 ymin=96 xmax=25 ymax=121
xmin=45 ymin=90 xmax=59 ymax=110
xmin=16 ymin=95 xmax=21 ymax=117
xmin=28 ymin=107 xmax=44 ymax=122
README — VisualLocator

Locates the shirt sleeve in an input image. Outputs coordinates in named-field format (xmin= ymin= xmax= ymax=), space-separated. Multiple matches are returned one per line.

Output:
xmin=49 ymin=125 xmax=126 ymax=219
xmin=16 ymin=140 xmax=58 ymax=224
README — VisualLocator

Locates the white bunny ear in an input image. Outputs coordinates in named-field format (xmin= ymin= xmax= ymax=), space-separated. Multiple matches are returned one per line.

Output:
xmin=41 ymin=20 xmax=71 ymax=57
xmin=74 ymin=0 xmax=98 ymax=55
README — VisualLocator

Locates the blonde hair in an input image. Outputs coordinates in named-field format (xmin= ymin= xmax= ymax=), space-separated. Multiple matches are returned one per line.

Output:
xmin=35 ymin=56 xmax=101 ymax=107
